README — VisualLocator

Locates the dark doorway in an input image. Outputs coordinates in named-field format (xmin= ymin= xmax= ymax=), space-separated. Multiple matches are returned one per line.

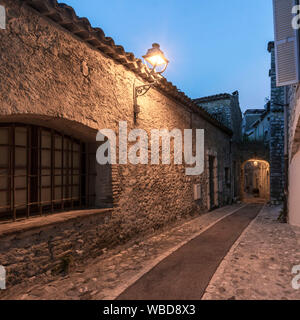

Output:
xmin=233 ymin=161 xmax=237 ymax=197
xmin=209 ymin=156 xmax=215 ymax=209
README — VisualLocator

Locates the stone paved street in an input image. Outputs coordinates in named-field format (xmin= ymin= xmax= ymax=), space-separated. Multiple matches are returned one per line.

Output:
xmin=0 ymin=203 xmax=299 ymax=300
xmin=117 ymin=204 xmax=262 ymax=300
xmin=203 ymin=205 xmax=300 ymax=300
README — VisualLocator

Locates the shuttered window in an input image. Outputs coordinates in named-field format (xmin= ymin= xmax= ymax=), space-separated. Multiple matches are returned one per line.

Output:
xmin=273 ymin=0 xmax=300 ymax=86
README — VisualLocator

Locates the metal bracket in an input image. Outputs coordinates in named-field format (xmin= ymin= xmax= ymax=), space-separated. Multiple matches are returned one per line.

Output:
xmin=133 ymin=81 xmax=156 ymax=124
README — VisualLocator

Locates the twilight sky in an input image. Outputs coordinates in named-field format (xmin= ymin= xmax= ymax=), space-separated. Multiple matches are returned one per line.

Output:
xmin=59 ymin=0 xmax=274 ymax=112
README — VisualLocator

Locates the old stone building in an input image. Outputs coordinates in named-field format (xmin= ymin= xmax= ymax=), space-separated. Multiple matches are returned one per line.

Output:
xmin=194 ymin=91 xmax=243 ymax=201
xmin=242 ymin=109 xmax=266 ymax=138
xmin=0 ymin=0 xmax=241 ymax=285
xmin=194 ymin=91 xmax=242 ymax=143
xmin=267 ymin=42 xmax=286 ymax=204
xmin=238 ymin=42 xmax=285 ymax=204
xmin=242 ymin=103 xmax=271 ymax=145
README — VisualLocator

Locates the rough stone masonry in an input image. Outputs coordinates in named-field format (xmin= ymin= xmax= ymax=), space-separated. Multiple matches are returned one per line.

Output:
xmin=268 ymin=42 xmax=285 ymax=204
xmin=0 ymin=0 xmax=239 ymax=285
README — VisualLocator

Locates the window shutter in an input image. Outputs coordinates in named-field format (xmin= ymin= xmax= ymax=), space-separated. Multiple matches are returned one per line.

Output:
xmin=273 ymin=0 xmax=300 ymax=86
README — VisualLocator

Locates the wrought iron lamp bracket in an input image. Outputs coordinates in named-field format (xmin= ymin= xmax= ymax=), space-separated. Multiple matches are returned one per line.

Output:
xmin=133 ymin=80 xmax=157 ymax=124
xmin=135 ymin=82 xmax=155 ymax=97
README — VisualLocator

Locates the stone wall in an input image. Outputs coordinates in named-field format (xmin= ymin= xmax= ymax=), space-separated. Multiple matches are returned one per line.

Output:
xmin=268 ymin=42 xmax=285 ymax=203
xmin=0 ymin=0 xmax=236 ymax=284
xmin=194 ymin=92 xmax=242 ymax=143
xmin=286 ymin=79 xmax=300 ymax=226
xmin=194 ymin=92 xmax=243 ymax=200
xmin=239 ymin=141 xmax=270 ymax=163
xmin=197 ymin=98 xmax=232 ymax=130
xmin=288 ymin=150 xmax=300 ymax=226
xmin=287 ymin=85 xmax=300 ymax=160
xmin=0 ymin=209 xmax=113 ymax=285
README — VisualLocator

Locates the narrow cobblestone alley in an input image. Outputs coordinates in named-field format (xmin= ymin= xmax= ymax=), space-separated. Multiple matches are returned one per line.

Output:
xmin=117 ymin=204 xmax=262 ymax=300
xmin=1 ymin=0 xmax=300 ymax=310
xmin=0 ymin=203 xmax=299 ymax=300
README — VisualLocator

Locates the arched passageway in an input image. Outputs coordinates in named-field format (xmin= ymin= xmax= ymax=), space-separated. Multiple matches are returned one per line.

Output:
xmin=241 ymin=159 xmax=270 ymax=203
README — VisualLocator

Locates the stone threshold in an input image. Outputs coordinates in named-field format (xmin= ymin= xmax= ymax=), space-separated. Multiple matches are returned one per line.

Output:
xmin=0 ymin=208 xmax=113 ymax=239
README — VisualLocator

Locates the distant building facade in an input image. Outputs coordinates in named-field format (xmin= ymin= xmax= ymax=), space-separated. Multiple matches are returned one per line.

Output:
xmin=194 ymin=91 xmax=243 ymax=202
xmin=240 ymin=43 xmax=285 ymax=204
xmin=242 ymin=109 xmax=266 ymax=139
xmin=242 ymin=104 xmax=270 ymax=145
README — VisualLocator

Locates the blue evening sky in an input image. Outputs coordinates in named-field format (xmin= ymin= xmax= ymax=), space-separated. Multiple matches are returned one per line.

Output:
xmin=59 ymin=0 xmax=274 ymax=112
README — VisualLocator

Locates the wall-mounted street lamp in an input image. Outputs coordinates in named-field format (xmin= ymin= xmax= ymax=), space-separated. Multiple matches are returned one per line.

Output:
xmin=134 ymin=43 xmax=169 ymax=123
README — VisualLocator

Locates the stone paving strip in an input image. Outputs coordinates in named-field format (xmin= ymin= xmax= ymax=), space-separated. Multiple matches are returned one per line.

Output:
xmin=117 ymin=204 xmax=262 ymax=300
xmin=0 ymin=204 xmax=244 ymax=300
xmin=202 ymin=205 xmax=300 ymax=300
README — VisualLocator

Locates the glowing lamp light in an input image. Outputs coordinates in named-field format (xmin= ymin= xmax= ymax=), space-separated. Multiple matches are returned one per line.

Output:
xmin=142 ymin=43 xmax=169 ymax=74
xmin=253 ymin=161 xmax=258 ymax=167
xmin=144 ymin=52 xmax=167 ymax=66
xmin=133 ymin=43 xmax=169 ymax=124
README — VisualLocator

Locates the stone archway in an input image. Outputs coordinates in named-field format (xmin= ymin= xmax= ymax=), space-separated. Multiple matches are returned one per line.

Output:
xmin=241 ymin=159 xmax=270 ymax=203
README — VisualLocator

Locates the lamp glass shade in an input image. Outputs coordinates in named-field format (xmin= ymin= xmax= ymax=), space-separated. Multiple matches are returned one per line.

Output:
xmin=143 ymin=43 xmax=169 ymax=67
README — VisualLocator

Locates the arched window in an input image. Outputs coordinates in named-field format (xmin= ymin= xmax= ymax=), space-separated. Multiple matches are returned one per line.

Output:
xmin=0 ymin=124 xmax=94 ymax=221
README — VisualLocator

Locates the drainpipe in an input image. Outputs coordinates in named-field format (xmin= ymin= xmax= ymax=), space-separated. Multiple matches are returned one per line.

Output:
xmin=283 ymin=87 xmax=289 ymax=222
xmin=272 ymin=96 xmax=289 ymax=221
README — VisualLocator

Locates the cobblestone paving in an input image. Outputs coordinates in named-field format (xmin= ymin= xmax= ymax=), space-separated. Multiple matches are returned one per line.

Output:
xmin=202 ymin=205 xmax=300 ymax=300
xmin=0 ymin=204 xmax=243 ymax=300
